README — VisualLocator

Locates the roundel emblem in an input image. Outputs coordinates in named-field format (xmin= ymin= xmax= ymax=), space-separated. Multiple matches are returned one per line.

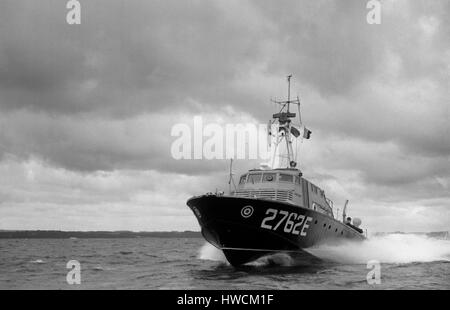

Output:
xmin=241 ymin=205 xmax=254 ymax=218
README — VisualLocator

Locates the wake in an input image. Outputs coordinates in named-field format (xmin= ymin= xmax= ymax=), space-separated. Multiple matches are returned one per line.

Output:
xmin=198 ymin=234 xmax=450 ymax=266
xmin=306 ymin=233 xmax=450 ymax=264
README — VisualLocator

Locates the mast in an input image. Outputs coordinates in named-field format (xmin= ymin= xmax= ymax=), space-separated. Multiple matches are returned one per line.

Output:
xmin=270 ymin=75 xmax=303 ymax=169
xmin=287 ymin=74 xmax=292 ymax=112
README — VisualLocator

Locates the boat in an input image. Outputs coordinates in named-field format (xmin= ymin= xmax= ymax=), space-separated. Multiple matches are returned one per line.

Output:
xmin=187 ymin=75 xmax=365 ymax=267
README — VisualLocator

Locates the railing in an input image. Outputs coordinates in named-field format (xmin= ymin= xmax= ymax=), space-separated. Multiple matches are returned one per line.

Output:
xmin=325 ymin=197 xmax=334 ymax=209
xmin=232 ymin=189 xmax=294 ymax=203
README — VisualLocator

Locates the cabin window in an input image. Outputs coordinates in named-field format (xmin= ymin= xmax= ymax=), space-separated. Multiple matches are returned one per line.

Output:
xmin=248 ymin=173 xmax=262 ymax=184
xmin=239 ymin=174 xmax=247 ymax=184
xmin=279 ymin=174 xmax=293 ymax=183
xmin=262 ymin=173 xmax=276 ymax=182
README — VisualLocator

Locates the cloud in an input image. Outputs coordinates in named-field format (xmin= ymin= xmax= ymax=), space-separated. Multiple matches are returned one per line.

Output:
xmin=0 ymin=107 xmax=266 ymax=175
xmin=0 ymin=156 xmax=228 ymax=230
xmin=0 ymin=0 xmax=276 ymax=117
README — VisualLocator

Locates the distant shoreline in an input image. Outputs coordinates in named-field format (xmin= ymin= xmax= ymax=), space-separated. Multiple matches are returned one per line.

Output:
xmin=373 ymin=231 xmax=449 ymax=239
xmin=0 ymin=230 xmax=202 ymax=239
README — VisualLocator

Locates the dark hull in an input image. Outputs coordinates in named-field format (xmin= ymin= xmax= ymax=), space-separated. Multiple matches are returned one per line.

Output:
xmin=187 ymin=195 xmax=365 ymax=266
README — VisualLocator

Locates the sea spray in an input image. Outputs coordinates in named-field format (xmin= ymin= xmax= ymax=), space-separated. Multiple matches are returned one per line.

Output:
xmin=250 ymin=253 xmax=295 ymax=267
xmin=305 ymin=234 xmax=450 ymax=264
xmin=198 ymin=234 xmax=450 ymax=266
xmin=198 ymin=242 xmax=228 ymax=263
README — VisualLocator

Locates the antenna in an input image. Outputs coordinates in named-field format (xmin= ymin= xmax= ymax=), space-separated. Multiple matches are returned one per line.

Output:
xmin=287 ymin=74 xmax=292 ymax=112
xmin=343 ymin=200 xmax=349 ymax=222
xmin=228 ymin=159 xmax=237 ymax=194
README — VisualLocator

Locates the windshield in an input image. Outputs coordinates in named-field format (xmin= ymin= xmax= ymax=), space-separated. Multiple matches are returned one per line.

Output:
xmin=239 ymin=174 xmax=247 ymax=184
xmin=279 ymin=174 xmax=293 ymax=182
xmin=248 ymin=173 xmax=262 ymax=184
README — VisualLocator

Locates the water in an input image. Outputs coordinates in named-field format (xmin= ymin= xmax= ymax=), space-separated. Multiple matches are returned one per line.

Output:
xmin=0 ymin=234 xmax=449 ymax=289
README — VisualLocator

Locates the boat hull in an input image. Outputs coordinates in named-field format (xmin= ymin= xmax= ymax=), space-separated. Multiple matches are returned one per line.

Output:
xmin=187 ymin=195 xmax=365 ymax=266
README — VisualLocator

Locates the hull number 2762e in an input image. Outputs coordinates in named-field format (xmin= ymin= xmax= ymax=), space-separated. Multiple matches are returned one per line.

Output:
xmin=260 ymin=208 xmax=313 ymax=236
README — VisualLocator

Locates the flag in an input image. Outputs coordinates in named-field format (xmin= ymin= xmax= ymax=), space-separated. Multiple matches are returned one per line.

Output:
xmin=290 ymin=126 xmax=300 ymax=138
xmin=303 ymin=127 xmax=312 ymax=139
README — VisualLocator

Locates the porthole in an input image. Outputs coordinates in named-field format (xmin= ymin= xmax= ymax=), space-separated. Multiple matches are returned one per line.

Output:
xmin=328 ymin=225 xmax=331 ymax=229
xmin=314 ymin=220 xmax=318 ymax=224
xmin=335 ymin=228 xmax=338 ymax=232
xmin=323 ymin=223 xmax=326 ymax=228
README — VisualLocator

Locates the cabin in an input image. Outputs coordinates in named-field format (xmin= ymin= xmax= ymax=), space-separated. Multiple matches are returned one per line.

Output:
xmin=232 ymin=168 xmax=334 ymax=218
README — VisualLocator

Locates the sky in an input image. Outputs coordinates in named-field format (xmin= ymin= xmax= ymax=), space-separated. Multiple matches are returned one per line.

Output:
xmin=0 ymin=0 xmax=448 ymax=232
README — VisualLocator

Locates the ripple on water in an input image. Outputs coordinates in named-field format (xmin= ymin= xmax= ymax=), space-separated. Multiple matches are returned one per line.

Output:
xmin=1 ymin=237 xmax=448 ymax=289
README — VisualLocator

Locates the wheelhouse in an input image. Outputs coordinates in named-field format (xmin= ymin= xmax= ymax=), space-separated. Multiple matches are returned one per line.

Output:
xmin=233 ymin=168 xmax=334 ymax=218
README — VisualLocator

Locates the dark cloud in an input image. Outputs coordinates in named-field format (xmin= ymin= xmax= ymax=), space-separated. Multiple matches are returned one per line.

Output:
xmin=0 ymin=0 xmax=448 ymax=172
xmin=0 ymin=0 xmax=275 ymax=117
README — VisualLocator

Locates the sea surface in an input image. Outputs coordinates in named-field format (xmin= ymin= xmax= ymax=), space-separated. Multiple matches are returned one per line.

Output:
xmin=0 ymin=234 xmax=449 ymax=289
